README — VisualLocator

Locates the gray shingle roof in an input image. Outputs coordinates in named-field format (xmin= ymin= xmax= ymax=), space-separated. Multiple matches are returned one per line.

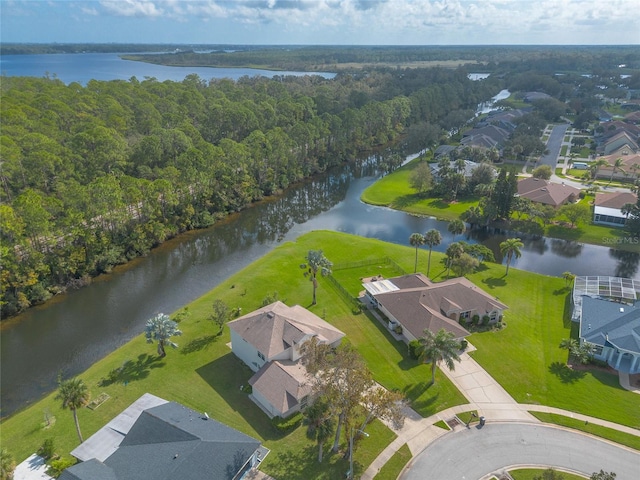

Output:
xmin=61 ymin=398 xmax=261 ymax=480
xmin=580 ymin=297 xmax=640 ymax=354
xmin=248 ymin=360 xmax=311 ymax=415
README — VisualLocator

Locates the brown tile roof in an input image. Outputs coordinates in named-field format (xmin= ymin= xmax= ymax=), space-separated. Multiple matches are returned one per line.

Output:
xmin=228 ymin=301 xmax=344 ymax=359
xmin=373 ymin=276 xmax=507 ymax=340
xmin=248 ymin=360 xmax=311 ymax=415
xmin=595 ymin=191 xmax=638 ymax=209
xmin=596 ymin=153 xmax=640 ymax=173
xmin=517 ymin=177 xmax=581 ymax=207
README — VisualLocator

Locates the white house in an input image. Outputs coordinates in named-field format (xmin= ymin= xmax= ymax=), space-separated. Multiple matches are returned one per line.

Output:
xmin=593 ymin=191 xmax=638 ymax=227
xmin=228 ymin=301 xmax=345 ymax=418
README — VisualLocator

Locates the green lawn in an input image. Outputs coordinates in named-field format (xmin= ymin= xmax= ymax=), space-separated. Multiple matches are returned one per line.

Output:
xmin=529 ymin=412 xmax=640 ymax=451
xmin=374 ymin=443 xmax=412 ymax=480
xmin=2 ymin=231 xmax=638 ymax=477
xmin=510 ymin=468 xmax=586 ymax=480
xmin=465 ymin=265 xmax=639 ymax=428
xmin=0 ymin=231 xmax=467 ymax=474
xmin=360 ymin=158 xmax=479 ymax=221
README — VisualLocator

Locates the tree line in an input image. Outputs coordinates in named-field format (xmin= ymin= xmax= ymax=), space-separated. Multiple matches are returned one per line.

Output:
xmin=0 ymin=67 xmax=496 ymax=318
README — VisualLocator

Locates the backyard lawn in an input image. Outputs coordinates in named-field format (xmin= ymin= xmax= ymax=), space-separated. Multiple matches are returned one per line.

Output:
xmin=2 ymin=231 xmax=638 ymax=477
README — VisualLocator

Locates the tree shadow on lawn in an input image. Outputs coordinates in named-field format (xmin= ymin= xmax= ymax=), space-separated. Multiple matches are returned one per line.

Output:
xmin=181 ymin=334 xmax=219 ymax=354
xmin=392 ymin=193 xmax=423 ymax=209
xmin=265 ymin=444 xmax=348 ymax=480
xmin=402 ymin=382 xmax=439 ymax=415
xmin=195 ymin=352 xmax=287 ymax=442
xmin=99 ymin=353 xmax=165 ymax=387
xmin=562 ymin=293 xmax=573 ymax=328
xmin=549 ymin=361 xmax=586 ymax=384
xmin=481 ymin=276 xmax=506 ymax=289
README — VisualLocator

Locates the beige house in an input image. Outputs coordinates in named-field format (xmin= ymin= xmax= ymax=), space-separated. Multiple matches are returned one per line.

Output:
xmin=228 ymin=301 xmax=345 ymax=418
xmin=517 ymin=177 xmax=580 ymax=207
xmin=595 ymin=153 xmax=640 ymax=182
xmin=363 ymin=274 xmax=507 ymax=342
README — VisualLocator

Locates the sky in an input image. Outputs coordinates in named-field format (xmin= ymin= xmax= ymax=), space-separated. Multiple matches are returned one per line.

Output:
xmin=2 ymin=0 xmax=640 ymax=46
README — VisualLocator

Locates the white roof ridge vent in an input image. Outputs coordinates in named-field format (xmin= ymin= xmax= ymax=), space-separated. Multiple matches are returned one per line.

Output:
xmin=266 ymin=311 xmax=275 ymax=319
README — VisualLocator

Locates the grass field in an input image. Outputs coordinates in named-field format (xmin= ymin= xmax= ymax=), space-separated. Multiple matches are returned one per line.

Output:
xmin=529 ymin=412 xmax=640 ymax=451
xmin=510 ymin=468 xmax=586 ymax=480
xmin=2 ymin=231 xmax=638 ymax=477
xmin=374 ymin=443 xmax=412 ymax=480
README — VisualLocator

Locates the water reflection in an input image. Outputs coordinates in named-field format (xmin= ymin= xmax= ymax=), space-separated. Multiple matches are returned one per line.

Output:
xmin=610 ymin=249 xmax=640 ymax=279
xmin=550 ymin=239 xmax=583 ymax=258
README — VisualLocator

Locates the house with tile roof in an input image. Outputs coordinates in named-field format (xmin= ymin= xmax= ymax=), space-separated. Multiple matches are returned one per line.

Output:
xmin=517 ymin=177 xmax=581 ymax=208
xmin=572 ymin=276 xmax=640 ymax=374
xmin=594 ymin=191 xmax=638 ymax=227
xmin=363 ymin=274 xmax=507 ymax=342
xmin=60 ymin=393 xmax=264 ymax=480
xmin=595 ymin=153 xmax=640 ymax=181
xmin=228 ymin=301 xmax=345 ymax=418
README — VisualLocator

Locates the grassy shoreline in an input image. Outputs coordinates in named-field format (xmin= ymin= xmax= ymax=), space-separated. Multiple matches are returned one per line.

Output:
xmin=2 ymin=231 xmax=637 ymax=476
xmin=361 ymin=158 xmax=636 ymax=250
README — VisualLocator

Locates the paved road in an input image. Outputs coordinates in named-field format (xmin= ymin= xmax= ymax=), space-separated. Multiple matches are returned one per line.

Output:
xmin=400 ymin=423 xmax=640 ymax=480
xmin=539 ymin=124 xmax=569 ymax=169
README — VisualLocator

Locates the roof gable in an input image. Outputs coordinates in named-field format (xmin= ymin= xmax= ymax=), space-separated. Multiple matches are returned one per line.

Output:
xmin=249 ymin=360 xmax=311 ymax=415
xmin=63 ymin=397 xmax=261 ymax=480
xmin=228 ymin=301 xmax=345 ymax=358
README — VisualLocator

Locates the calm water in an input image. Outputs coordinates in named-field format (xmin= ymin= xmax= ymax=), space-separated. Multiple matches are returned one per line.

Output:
xmin=1 ymin=153 xmax=638 ymax=417
xmin=0 ymin=52 xmax=335 ymax=84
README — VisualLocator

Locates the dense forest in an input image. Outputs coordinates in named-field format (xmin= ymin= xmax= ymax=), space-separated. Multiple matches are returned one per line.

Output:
xmin=3 ymin=44 xmax=640 ymax=319
xmin=0 ymin=66 xmax=498 ymax=318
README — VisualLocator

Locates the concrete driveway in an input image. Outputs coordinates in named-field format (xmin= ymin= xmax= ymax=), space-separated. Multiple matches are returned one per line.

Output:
xmin=400 ymin=423 xmax=640 ymax=480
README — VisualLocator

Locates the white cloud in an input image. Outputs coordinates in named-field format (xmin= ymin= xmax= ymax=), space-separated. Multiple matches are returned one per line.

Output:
xmin=100 ymin=0 xmax=165 ymax=17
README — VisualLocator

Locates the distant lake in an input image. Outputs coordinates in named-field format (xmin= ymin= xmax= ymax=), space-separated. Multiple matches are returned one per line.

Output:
xmin=0 ymin=53 xmax=336 ymax=84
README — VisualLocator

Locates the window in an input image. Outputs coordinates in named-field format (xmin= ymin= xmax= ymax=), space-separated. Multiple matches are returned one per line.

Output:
xmin=300 ymin=395 xmax=309 ymax=409
xmin=460 ymin=311 xmax=471 ymax=320
xmin=257 ymin=351 xmax=265 ymax=361
xmin=591 ymin=344 xmax=603 ymax=355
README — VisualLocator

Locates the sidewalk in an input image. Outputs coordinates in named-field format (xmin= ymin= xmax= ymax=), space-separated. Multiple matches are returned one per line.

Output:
xmin=361 ymin=342 xmax=639 ymax=479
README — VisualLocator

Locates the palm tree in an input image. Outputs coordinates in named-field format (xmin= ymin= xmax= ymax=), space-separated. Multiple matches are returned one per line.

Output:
xmin=417 ymin=328 xmax=462 ymax=385
xmin=609 ymin=157 xmax=624 ymax=183
xmin=144 ymin=313 xmax=182 ymax=358
xmin=409 ymin=233 xmax=424 ymax=273
xmin=423 ymin=229 xmax=442 ymax=278
xmin=303 ymin=400 xmax=334 ymax=463
xmin=621 ymin=202 xmax=636 ymax=220
xmin=447 ymin=219 xmax=466 ymax=241
xmin=499 ymin=238 xmax=523 ymax=276
xmin=306 ymin=250 xmax=333 ymax=305
xmin=56 ymin=376 xmax=90 ymax=443
xmin=445 ymin=242 xmax=464 ymax=278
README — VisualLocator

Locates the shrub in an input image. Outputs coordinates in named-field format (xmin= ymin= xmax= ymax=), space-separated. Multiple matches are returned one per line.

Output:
xmin=472 ymin=314 xmax=480 ymax=324
xmin=408 ymin=339 xmax=422 ymax=359
xmin=482 ymin=315 xmax=491 ymax=324
xmin=578 ymin=191 xmax=586 ymax=199
xmin=38 ymin=438 xmax=55 ymax=460
xmin=272 ymin=412 xmax=303 ymax=433
xmin=393 ymin=324 xmax=403 ymax=335
xmin=46 ymin=457 xmax=76 ymax=478
xmin=459 ymin=339 xmax=468 ymax=350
